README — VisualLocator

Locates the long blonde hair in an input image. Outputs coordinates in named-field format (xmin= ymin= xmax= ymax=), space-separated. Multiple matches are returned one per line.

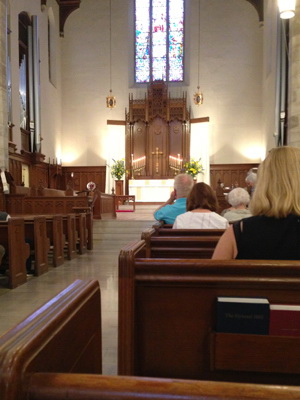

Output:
xmin=250 ymin=146 xmax=300 ymax=218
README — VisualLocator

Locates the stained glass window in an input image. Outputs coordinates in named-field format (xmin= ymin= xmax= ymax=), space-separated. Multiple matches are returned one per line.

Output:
xmin=135 ymin=0 xmax=184 ymax=83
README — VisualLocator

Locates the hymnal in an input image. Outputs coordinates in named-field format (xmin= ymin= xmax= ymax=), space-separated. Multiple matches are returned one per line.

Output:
xmin=216 ymin=297 xmax=270 ymax=335
xmin=269 ymin=304 xmax=300 ymax=337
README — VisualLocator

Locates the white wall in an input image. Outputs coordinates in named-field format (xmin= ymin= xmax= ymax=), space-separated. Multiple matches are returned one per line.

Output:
xmin=262 ymin=0 xmax=281 ymax=158
xmin=60 ymin=0 xmax=267 ymax=167
xmin=60 ymin=0 xmax=130 ymax=166
xmin=5 ymin=0 xmax=280 ymax=168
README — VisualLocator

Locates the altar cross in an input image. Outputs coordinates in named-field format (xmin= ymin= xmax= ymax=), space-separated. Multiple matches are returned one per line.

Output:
xmin=151 ymin=147 xmax=164 ymax=173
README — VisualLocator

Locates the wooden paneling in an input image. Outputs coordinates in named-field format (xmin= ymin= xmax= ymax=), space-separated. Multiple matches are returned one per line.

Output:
xmin=7 ymin=155 xmax=106 ymax=195
xmin=210 ymin=163 xmax=259 ymax=190
xmin=62 ymin=166 xmax=106 ymax=193
xmin=126 ymin=81 xmax=190 ymax=180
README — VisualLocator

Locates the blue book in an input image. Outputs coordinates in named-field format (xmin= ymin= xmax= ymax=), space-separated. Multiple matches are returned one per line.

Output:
xmin=216 ymin=297 xmax=270 ymax=335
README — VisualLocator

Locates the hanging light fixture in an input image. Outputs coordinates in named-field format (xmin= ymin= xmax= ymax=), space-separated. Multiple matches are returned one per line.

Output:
xmin=278 ymin=0 xmax=296 ymax=19
xmin=106 ymin=0 xmax=116 ymax=108
xmin=194 ymin=0 xmax=203 ymax=106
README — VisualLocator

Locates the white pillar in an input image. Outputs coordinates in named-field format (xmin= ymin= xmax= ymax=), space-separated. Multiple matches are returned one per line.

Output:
xmin=0 ymin=0 xmax=9 ymax=171
xmin=190 ymin=122 xmax=210 ymax=184
xmin=288 ymin=3 xmax=300 ymax=146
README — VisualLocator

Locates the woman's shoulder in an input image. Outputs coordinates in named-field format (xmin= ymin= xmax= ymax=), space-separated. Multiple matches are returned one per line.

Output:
xmin=211 ymin=212 xmax=229 ymax=221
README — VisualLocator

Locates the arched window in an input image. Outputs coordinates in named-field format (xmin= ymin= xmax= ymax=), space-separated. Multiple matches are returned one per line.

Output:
xmin=135 ymin=0 xmax=184 ymax=83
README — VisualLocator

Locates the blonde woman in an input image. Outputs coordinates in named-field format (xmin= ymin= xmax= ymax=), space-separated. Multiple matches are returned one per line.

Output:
xmin=213 ymin=146 xmax=300 ymax=259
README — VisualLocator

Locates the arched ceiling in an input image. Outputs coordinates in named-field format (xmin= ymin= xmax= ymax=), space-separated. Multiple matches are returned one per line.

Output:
xmin=246 ymin=0 xmax=264 ymax=22
xmin=41 ymin=0 xmax=81 ymax=37
xmin=41 ymin=0 xmax=264 ymax=37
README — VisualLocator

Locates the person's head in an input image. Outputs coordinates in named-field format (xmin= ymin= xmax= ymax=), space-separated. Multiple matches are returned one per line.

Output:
xmin=245 ymin=171 xmax=257 ymax=187
xmin=227 ymin=187 xmax=250 ymax=208
xmin=186 ymin=182 xmax=219 ymax=212
xmin=250 ymin=146 xmax=300 ymax=218
xmin=174 ymin=173 xmax=194 ymax=199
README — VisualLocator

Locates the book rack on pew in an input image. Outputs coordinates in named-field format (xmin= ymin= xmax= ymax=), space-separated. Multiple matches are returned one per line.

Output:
xmin=2 ymin=279 xmax=300 ymax=400
xmin=118 ymin=239 xmax=300 ymax=385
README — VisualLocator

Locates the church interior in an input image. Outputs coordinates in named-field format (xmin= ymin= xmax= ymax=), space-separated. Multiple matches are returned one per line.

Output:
xmin=1 ymin=0 xmax=300 ymax=399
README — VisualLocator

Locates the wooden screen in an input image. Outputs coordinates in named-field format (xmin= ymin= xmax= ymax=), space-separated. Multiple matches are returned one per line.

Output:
xmin=126 ymin=81 xmax=190 ymax=180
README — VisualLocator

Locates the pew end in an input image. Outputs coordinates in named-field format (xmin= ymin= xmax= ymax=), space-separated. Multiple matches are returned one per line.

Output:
xmin=0 ymin=279 xmax=102 ymax=400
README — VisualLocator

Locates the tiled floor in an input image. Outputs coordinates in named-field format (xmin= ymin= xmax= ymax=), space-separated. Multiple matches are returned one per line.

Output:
xmin=0 ymin=205 xmax=157 ymax=375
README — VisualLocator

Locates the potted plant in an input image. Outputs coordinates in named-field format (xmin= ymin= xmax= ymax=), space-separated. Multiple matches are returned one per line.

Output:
xmin=183 ymin=158 xmax=204 ymax=179
xmin=111 ymin=159 xmax=126 ymax=195
xmin=111 ymin=159 xmax=126 ymax=180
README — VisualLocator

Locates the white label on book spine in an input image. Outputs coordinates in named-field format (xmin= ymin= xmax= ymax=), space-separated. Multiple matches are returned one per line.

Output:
xmin=217 ymin=297 xmax=269 ymax=304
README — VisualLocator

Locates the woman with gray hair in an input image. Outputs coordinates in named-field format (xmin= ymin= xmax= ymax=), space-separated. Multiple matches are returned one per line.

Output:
xmin=223 ymin=187 xmax=251 ymax=223
xmin=245 ymin=170 xmax=257 ymax=197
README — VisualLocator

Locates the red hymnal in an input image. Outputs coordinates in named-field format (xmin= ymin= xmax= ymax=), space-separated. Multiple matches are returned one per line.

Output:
xmin=269 ymin=304 xmax=300 ymax=337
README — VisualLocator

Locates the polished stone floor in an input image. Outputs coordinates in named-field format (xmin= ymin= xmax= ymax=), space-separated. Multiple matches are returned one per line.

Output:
xmin=0 ymin=205 xmax=157 ymax=375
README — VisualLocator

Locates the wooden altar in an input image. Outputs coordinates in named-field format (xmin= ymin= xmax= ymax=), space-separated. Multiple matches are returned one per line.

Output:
xmin=125 ymin=81 xmax=190 ymax=181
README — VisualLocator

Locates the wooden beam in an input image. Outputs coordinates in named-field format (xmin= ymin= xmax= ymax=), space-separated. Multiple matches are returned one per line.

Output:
xmin=56 ymin=0 xmax=81 ymax=37
xmin=107 ymin=120 xmax=126 ymax=126
xmin=190 ymin=117 xmax=210 ymax=124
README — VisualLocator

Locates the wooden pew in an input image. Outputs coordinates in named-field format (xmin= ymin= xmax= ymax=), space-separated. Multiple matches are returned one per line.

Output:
xmin=63 ymin=214 xmax=77 ymax=260
xmin=2 ymin=280 xmax=300 ymax=400
xmin=0 ymin=218 xmax=30 ymax=288
xmin=152 ymin=221 xmax=225 ymax=235
xmin=73 ymin=208 xmax=93 ymax=250
xmin=22 ymin=215 xmax=70 ymax=268
xmin=152 ymin=225 xmax=225 ymax=237
xmin=75 ymin=213 xmax=88 ymax=254
xmin=46 ymin=215 xmax=65 ymax=267
xmin=24 ymin=216 xmax=50 ymax=276
xmin=118 ymin=240 xmax=300 ymax=385
xmin=141 ymin=227 xmax=222 ymax=258
xmin=25 ymin=374 xmax=300 ymax=400
xmin=6 ymin=194 xmax=91 ymax=215
xmin=0 ymin=279 xmax=102 ymax=400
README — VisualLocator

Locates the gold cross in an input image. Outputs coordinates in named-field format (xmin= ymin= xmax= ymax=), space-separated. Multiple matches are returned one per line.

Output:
xmin=151 ymin=147 xmax=163 ymax=173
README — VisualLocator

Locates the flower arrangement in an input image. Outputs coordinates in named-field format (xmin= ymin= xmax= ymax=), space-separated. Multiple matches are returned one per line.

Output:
xmin=183 ymin=158 xmax=204 ymax=178
xmin=111 ymin=159 xmax=126 ymax=180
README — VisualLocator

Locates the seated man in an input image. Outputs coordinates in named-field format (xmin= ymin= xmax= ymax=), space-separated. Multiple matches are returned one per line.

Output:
xmin=154 ymin=173 xmax=194 ymax=224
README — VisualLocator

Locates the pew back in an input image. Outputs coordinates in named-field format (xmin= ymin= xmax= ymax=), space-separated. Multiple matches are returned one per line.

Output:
xmin=27 ymin=373 xmax=300 ymax=400
xmin=6 ymin=195 xmax=90 ymax=215
xmin=118 ymin=240 xmax=300 ymax=385
xmin=141 ymin=227 xmax=223 ymax=258
xmin=1 ymin=277 xmax=300 ymax=400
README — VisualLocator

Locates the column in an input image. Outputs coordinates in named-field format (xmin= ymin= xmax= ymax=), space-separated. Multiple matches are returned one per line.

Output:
xmin=288 ymin=3 xmax=300 ymax=146
xmin=0 ymin=0 xmax=8 ymax=170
